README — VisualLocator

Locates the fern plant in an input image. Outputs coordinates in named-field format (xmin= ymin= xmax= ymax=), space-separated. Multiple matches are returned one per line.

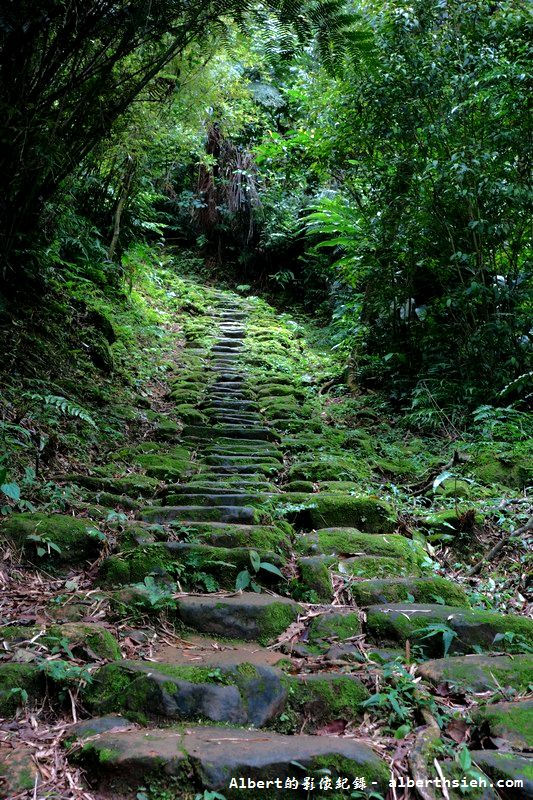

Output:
xmin=24 ymin=393 xmax=96 ymax=427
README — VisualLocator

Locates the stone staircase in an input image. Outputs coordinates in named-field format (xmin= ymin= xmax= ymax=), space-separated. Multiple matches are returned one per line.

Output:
xmin=1 ymin=291 xmax=532 ymax=799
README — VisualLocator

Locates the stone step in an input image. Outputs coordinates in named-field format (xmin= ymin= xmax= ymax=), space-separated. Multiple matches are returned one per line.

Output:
xmin=71 ymin=724 xmax=390 ymax=795
xmin=468 ymin=752 xmax=533 ymax=800
xmin=208 ymin=399 xmax=259 ymax=410
xmin=167 ymin=482 xmax=276 ymax=494
xmin=348 ymin=576 xmax=470 ymax=607
xmin=163 ymin=493 xmax=268 ymax=507
xmin=162 ymin=522 xmax=291 ymax=551
xmin=138 ymin=505 xmax=261 ymax=524
xmin=365 ymin=603 xmax=533 ymax=656
xmin=472 ymin=698 xmax=533 ymax=750
xmin=84 ymin=659 xmax=286 ymax=726
xmin=204 ymin=455 xmax=281 ymax=466
xmin=208 ymin=415 xmax=263 ymax=426
xmin=416 ymin=653 xmax=533 ymax=693
xmin=175 ymin=593 xmax=302 ymax=643
xmin=199 ymin=464 xmax=279 ymax=476
xmin=183 ymin=425 xmax=277 ymax=441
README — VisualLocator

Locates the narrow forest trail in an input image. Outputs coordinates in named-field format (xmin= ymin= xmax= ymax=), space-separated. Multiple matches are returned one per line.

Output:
xmin=1 ymin=284 xmax=532 ymax=800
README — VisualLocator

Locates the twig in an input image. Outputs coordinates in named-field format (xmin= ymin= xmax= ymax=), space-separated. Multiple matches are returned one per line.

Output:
xmin=468 ymin=516 xmax=533 ymax=576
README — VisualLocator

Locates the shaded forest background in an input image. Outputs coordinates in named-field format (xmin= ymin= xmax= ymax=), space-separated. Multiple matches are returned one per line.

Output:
xmin=0 ymin=0 xmax=531 ymax=424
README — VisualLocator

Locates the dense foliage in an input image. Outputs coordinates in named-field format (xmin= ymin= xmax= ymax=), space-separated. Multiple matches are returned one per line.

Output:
xmin=0 ymin=0 xmax=531 ymax=418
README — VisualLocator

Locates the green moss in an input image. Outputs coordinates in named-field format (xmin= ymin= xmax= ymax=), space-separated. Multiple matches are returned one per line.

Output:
xmin=297 ymin=530 xmax=425 ymax=569
xmin=257 ymin=601 xmax=300 ymax=645
xmin=98 ymin=555 xmax=132 ymax=585
xmin=288 ymin=458 xmax=372 ymax=482
xmin=284 ymin=480 xmax=315 ymax=492
xmin=282 ymin=674 xmax=369 ymax=728
xmin=349 ymin=577 xmax=470 ymax=607
xmin=1 ymin=512 xmax=100 ymax=563
xmin=366 ymin=605 xmax=533 ymax=656
xmin=473 ymin=701 xmax=533 ymax=748
xmin=174 ymin=404 xmax=207 ymax=424
xmin=0 ymin=664 xmax=43 ymax=714
xmin=134 ymin=453 xmax=194 ymax=481
xmin=42 ymin=623 xmax=121 ymax=660
xmin=294 ymin=557 xmax=333 ymax=602
xmin=308 ymin=612 xmax=362 ymax=645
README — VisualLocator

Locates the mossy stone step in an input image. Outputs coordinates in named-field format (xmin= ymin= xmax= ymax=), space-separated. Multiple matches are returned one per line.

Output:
xmin=349 ymin=576 xmax=470 ymax=607
xmin=138 ymin=505 xmax=261 ymax=525
xmin=468 ymin=752 xmax=533 ymax=800
xmin=416 ymin=654 xmax=533 ymax=693
xmin=204 ymin=455 xmax=281 ymax=466
xmin=101 ymin=541 xmax=285 ymax=587
xmin=366 ymin=604 xmax=533 ymax=656
xmin=0 ymin=663 xmax=45 ymax=715
xmin=284 ymin=673 xmax=370 ymax=729
xmin=208 ymin=399 xmax=259 ymax=410
xmin=0 ymin=622 xmax=120 ymax=661
xmin=61 ymin=473 xmax=160 ymax=497
xmin=166 ymin=482 xmax=277 ymax=494
xmin=296 ymin=530 xmax=425 ymax=570
xmin=472 ymin=698 xmax=533 ymax=750
xmin=277 ymin=494 xmax=396 ymax=532
xmin=163 ymin=493 xmax=269 ymax=507
xmin=183 ymin=426 xmax=277 ymax=441
xmin=70 ymin=724 xmax=390 ymax=796
xmin=164 ymin=522 xmax=291 ymax=551
xmin=84 ymin=660 xmax=286 ymax=727
xmin=1 ymin=512 xmax=102 ymax=564
xmin=199 ymin=464 xmax=280 ymax=476
xmin=175 ymin=593 xmax=302 ymax=644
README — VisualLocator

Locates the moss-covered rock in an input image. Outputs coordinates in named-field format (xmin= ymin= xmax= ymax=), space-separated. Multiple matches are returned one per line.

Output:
xmin=297 ymin=529 xmax=425 ymax=570
xmin=0 ymin=664 xmax=43 ymax=715
xmin=417 ymin=654 xmax=533 ymax=693
xmin=280 ymin=494 xmax=396 ymax=532
xmin=1 ymin=513 xmax=101 ymax=563
xmin=83 ymin=660 xmax=286 ymax=727
xmin=288 ymin=458 xmax=372 ymax=482
xmin=65 ymin=474 xmax=160 ymax=497
xmin=349 ymin=577 xmax=470 ymax=607
xmin=473 ymin=699 xmax=533 ymax=750
xmin=293 ymin=557 xmax=333 ymax=602
xmin=284 ymin=481 xmax=315 ymax=493
xmin=0 ymin=623 xmax=120 ymax=661
xmin=366 ymin=604 xmax=533 ymax=657
xmin=174 ymin=404 xmax=207 ymax=425
xmin=282 ymin=673 xmax=369 ymax=730
xmin=134 ymin=452 xmax=194 ymax=481
xmin=0 ymin=743 xmax=41 ymax=794
xmin=307 ymin=610 xmax=362 ymax=650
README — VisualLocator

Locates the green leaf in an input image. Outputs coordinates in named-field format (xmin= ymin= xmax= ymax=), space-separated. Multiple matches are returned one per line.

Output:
xmin=259 ymin=562 xmax=284 ymax=578
xmin=457 ymin=746 xmax=471 ymax=771
xmin=0 ymin=468 xmax=7 ymax=484
xmin=1 ymin=482 xmax=20 ymax=501
xmin=394 ymin=724 xmax=411 ymax=739
xmin=235 ymin=570 xmax=251 ymax=590
xmin=249 ymin=550 xmax=261 ymax=572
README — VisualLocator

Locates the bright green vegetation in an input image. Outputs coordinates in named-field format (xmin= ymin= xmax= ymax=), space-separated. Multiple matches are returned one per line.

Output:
xmin=0 ymin=4 xmax=531 ymax=797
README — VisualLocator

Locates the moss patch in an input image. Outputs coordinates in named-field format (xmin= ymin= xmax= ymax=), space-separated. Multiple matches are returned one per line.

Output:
xmin=1 ymin=512 xmax=101 ymax=563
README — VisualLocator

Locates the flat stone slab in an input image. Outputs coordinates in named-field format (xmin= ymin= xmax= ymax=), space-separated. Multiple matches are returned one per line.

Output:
xmin=473 ymin=698 xmax=533 ymax=750
xmin=469 ymin=751 xmax=533 ymax=800
xmin=349 ymin=576 xmax=470 ymax=607
xmin=154 ymin=635 xmax=291 ymax=669
xmin=138 ymin=505 xmax=259 ymax=524
xmin=366 ymin=604 xmax=533 ymax=656
xmin=183 ymin=425 xmax=277 ymax=441
xmin=176 ymin=593 xmax=302 ymax=644
xmin=86 ymin=660 xmax=286 ymax=727
xmin=416 ymin=654 xmax=533 ymax=693
xmin=72 ymin=724 xmax=390 ymax=793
